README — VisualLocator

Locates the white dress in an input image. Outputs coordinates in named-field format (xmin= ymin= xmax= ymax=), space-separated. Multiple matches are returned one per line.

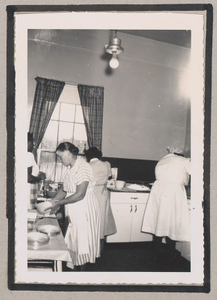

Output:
xmin=89 ymin=158 xmax=117 ymax=239
xmin=141 ymin=154 xmax=191 ymax=242
xmin=62 ymin=157 xmax=100 ymax=268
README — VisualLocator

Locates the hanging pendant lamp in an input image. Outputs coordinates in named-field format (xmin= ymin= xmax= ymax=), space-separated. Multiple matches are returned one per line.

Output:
xmin=105 ymin=30 xmax=124 ymax=69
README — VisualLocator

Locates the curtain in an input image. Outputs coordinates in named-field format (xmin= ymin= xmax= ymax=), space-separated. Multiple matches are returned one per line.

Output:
xmin=77 ymin=84 xmax=104 ymax=150
xmin=29 ymin=77 xmax=65 ymax=157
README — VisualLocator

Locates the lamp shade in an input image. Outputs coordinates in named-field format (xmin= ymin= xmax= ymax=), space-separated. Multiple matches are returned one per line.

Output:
xmin=105 ymin=37 xmax=124 ymax=55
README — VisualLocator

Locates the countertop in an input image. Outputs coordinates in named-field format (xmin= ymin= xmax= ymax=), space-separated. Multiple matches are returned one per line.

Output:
xmin=107 ymin=183 xmax=151 ymax=193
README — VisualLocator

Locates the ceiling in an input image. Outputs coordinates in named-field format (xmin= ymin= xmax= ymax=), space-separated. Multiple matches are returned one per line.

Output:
xmin=119 ymin=30 xmax=191 ymax=48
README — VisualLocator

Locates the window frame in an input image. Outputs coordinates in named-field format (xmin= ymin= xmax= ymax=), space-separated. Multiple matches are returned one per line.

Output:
xmin=37 ymin=84 xmax=87 ymax=181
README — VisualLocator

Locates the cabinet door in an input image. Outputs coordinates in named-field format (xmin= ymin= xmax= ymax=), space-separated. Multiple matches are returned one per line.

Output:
xmin=131 ymin=204 xmax=153 ymax=242
xmin=106 ymin=203 xmax=133 ymax=243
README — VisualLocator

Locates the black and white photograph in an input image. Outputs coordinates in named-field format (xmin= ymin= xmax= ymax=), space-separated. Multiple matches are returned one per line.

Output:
xmin=10 ymin=7 xmax=209 ymax=289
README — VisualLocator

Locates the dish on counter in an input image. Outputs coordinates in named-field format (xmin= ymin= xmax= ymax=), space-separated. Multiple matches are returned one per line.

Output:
xmin=28 ymin=232 xmax=50 ymax=249
xmin=108 ymin=186 xmax=134 ymax=192
xmin=115 ymin=180 xmax=126 ymax=189
xmin=108 ymin=184 xmax=150 ymax=192
xmin=127 ymin=184 xmax=150 ymax=191
xmin=35 ymin=223 xmax=61 ymax=236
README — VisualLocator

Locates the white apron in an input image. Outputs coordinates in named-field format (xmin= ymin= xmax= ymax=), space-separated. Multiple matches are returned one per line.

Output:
xmin=89 ymin=159 xmax=116 ymax=239
xmin=94 ymin=184 xmax=117 ymax=239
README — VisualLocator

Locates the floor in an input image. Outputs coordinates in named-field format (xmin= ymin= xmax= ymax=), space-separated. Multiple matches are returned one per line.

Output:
xmin=62 ymin=241 xmax=191 ymax=272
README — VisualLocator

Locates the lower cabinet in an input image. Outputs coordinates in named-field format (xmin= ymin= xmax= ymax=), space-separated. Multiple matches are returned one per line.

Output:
xmin=106 ymin=191 xmax=152 ymax=243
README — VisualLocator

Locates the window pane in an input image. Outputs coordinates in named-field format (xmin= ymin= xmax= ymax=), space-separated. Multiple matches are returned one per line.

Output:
xmin=59 ymin=85 xmax=81 ymax=105
xmin=41 ymin=120 xmax=58 ymax=150
xmin=60 ymin=103 xmax=75 ymax=122
xmin=38 ymin=151 xmax=56 ymax=181
xmin=74 ymin=123 xmax=87 ymax=142
xmin=51 ymin=103 xmax=60 ymax=120
xmin=58 ymin=121 xmax=74 ymax=144
xmin=55 ymin=163 xmax=67 ymax=183
xmin=75 ymin=105 xmax=85 ymax=123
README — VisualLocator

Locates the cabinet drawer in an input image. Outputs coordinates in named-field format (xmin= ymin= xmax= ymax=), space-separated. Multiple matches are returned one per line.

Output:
xmin=110 ymin=192 xmax=150 ymax=204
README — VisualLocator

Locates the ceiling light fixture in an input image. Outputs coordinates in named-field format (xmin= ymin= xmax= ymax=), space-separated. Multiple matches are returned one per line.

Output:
xmin=105 ymin=30 xmax=124 ymax=69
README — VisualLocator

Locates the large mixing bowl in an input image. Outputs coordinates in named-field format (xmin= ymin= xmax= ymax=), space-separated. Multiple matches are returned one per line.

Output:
xmin=36 ymin=201 xmax=52 ymax=215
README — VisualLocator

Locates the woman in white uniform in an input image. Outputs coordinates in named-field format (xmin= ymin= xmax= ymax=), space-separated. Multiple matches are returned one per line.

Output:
xmin=85 ymin=147 xmax=117 ymax=251
xmin=141 ymin=146 xmax=191 ymax=262
xmin=47 ymin=142 xmax=100 ymax=271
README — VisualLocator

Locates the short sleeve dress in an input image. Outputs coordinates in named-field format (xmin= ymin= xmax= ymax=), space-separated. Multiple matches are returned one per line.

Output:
xmin=62 ymin=157 xmax=100 ymax=268
xmin=141 ymin=154 xmax=191 ymax=242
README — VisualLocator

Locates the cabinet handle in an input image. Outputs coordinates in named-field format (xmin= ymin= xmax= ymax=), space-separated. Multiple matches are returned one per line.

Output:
xmin=130 ymin=205 xmax=133 ymax=212
xmin=135 ymin=205 xmax=137 ymax=212
xmin=130 ymin=197 xmax=138 ymax=200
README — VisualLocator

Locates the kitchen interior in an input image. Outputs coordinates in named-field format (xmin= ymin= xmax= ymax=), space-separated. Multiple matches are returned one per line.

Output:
xmin=27 ymin=28 xmax=191 ymax=273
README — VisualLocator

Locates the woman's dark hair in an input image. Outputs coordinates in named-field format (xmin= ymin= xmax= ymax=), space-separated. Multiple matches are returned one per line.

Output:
xmin=85 ymin=147 xmax=102 ymax=162
xmin=56 ymin=142 xmax=79 ymax=155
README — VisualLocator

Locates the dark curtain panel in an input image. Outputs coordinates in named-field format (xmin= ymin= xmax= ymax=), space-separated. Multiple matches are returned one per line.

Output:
xmin=77 ymin=84 xmax=104 ymax=150
xmin=29 ymin=77 xmax=65 ymax=157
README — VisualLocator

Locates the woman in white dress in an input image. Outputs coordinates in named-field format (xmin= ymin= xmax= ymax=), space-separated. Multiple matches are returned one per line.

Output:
xmin=85 ymin=147 xmax=116 ymax=251
xmin=47 ymin=142 xmax=100 ymax=271
xmin=141 ymin=146 xmax=191 ymax=262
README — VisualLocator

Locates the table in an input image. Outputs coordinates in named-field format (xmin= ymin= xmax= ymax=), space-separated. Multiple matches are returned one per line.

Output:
xmin=27 ymin=215 xmax=72 ymax=272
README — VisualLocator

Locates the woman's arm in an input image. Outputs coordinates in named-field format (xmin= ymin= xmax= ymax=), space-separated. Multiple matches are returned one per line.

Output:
xmin=28 ymin=167 xmax=46 ymax=183
xmin=61 ymin=181 xmax=89 ymax=205
xmin=47 ymin=181 xmax=89 ymax=214
xmin=52 ymin=187 xmax=67 ymax=201
xmin=28 ymin=167 xmax=40 ymax=183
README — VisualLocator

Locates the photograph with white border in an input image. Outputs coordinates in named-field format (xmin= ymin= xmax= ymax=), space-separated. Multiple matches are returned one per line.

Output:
xmin=13 ymin=9 xmax=206 ymax=286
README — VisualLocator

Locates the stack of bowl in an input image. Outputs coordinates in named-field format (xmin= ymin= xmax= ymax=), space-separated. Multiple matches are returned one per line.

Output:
xmin=115 ymin=180 xmax=125 ymax=190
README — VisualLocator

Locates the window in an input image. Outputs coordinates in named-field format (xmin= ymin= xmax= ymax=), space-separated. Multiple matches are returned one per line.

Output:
xmin=38 ymin=85 xmax=87 ymax=182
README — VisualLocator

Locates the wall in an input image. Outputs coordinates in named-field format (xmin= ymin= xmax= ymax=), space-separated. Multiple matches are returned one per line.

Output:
xmin=28 ymin=30 xmax=191 ymax=161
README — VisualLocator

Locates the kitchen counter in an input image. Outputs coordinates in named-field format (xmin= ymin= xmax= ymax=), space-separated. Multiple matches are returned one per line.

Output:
xmin=107 ymin=183 xmax=151 ymax=193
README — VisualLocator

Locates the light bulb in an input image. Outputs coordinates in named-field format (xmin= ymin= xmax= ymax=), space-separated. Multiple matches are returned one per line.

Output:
xmin=109 ymin=53 xmax=119 ymax=69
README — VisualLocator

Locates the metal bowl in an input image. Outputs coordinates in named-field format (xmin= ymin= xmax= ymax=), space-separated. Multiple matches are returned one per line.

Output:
xmin=35 ymin=224 xmax=61 ymax=236
xmin=28 ymin=232 xmax=49 ymax=249
xmin=46 ymin=190 xmax=58 ymax=198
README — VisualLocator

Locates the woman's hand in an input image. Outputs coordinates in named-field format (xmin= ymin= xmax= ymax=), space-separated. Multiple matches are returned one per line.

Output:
xmin=45 ymin=200 xmax=60 ymax=215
